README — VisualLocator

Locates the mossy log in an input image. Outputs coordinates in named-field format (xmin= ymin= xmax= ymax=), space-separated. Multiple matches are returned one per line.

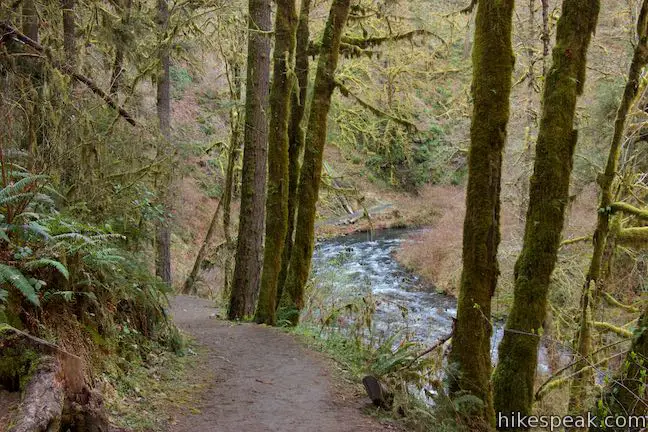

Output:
xmin=8 ymin=356 xmax=64 ymax=432
xmin=0 ymin=326 xmax=118 ymax=432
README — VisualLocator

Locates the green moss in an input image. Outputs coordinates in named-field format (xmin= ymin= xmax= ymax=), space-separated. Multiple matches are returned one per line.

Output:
xmin=0 ymin=344 xmax=40 ymax=392
xmin=282 ymin=0 xmax=352 ymax=325
xmin=493 ymin=0 xmax=600 ymax=421
xmin=255 ymin=0 xmax=298 ymax=325
xmin=446 ymin=0 xmax=515 ymax=428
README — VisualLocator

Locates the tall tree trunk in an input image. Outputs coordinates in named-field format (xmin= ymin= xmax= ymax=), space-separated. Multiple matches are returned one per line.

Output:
xmin=492 ymin=0 xmax=599 ymax=426
xmin=155 ymin=0 xmax=172 ymax=285
xmin=519 ymin=0 xmax=537 ymax=221
xmin=282 ymin=0 xmax=352 ymax=325
xmin=446 ymin=0 xmax=515 ymax=428
xmin=21 ymin=0 xmax=41 ymax=163
xmin=61 ymin=0 xmax=76 ymax=69
xmin=110 ymin=0 xmax=133 ymax=96
xmin=277 ymin=0 xmax=312 ymax=311
xmin=568 ymin=1 xmax=648 ymax=420
xmin=228 ymin=0 xmax=272 ymax=320
xmin=22 ymin=0 xmax=39 ymax=42
xmin=540 ymin=0 xmax=550 ymax=77
xmin=255 ymin=0 xmax=298 ymax=325
xmin=590 ymin=305 xmax=648 ymax=431
xmin=222 ymin=62 xmax=243 ymax=298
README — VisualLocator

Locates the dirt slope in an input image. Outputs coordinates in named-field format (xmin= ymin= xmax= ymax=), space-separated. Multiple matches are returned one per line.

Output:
xmin=169 ymin=295 xmax=397 ymax=432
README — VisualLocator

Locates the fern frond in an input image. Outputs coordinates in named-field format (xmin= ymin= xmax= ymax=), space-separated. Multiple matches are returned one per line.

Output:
xmin=53 ymin=232 xmax=96 ymax=243
xmin=25 ymin=259 xmax=69 ymax=280
xmin=0 ymin=288 xmax=7 ymax=302
xmin=21 ymin=222 xmax=51 ymax=240
xmin=42 ymin=185 xmax=65 ymax=201
xmin=0 ymin=175 xmax=47 ymax=198
xmin=89 ymin=233 xmax=126 ymax=242
xmin=0 ymin=162 xmax=29 ymax=174
xmin=32 ymin=193 xmax=55 ymax=207
xmin=0 ymin=192 xmax=36 ymax=206
xmin=14 ymin=212 xmax=41 ymax=221
xmin=0 ymin=264 xmax=39 ymax=305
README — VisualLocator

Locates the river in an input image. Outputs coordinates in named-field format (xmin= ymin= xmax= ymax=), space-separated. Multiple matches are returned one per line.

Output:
xmin=310 ymin=228 xmax=562 ymax=375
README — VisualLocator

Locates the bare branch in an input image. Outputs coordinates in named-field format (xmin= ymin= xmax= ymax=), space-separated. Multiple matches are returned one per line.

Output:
xmin=0 ymin=21 xmax=139 ymax=127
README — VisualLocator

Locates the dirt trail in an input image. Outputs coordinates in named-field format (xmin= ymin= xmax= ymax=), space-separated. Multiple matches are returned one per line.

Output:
xmin=169 ymin=295 xmax=396 ymax=432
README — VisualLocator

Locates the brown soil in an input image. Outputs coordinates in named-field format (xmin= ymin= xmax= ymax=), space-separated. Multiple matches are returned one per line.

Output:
xmin=169 ymin=295 xmax=399 ymax=432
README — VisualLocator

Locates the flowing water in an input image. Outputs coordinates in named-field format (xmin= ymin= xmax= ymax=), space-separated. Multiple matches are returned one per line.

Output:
xmin=310 ymin=228 xmax=562 ymax=374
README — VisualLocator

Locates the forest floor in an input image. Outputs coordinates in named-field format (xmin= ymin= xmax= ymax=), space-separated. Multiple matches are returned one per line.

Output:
xmin=168 ymin=295 xmax=400 ymax=432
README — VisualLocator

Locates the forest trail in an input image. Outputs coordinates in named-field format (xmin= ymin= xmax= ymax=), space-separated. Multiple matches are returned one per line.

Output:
xmin=169 ymin=295 xmax=398 ymax=432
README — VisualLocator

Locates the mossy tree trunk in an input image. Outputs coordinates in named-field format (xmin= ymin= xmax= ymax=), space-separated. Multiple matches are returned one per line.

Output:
xmin=568 ymin=0 xmax=648 ymax=420
xmin=61 ymin=0 xmax=76 ymax=70
xmin=277 ymin=0 xmax=312 ymax=310
xmin=492 ymin=0 xmax=599 ymax=425
xmin=282 ymin=0 xmax=352 ymax=325
xmin=109 ymin=0 xmax=133 ymax=96
xmin=222 ymin=62 xmax=243 ymax=297
xmin=255 ymin=0 xmax=299 ymax=325
xmin=21 ymin=0 xmax=41 ymax=162
xmin=446 ymin=0 xmax=515 ymax=428
xmin=22 ymin=0 xmax=39 ymax=41
xmin=590 ymin=305 xmax=648 ymax=431
xmin=155 ymin=0 xmax=172 ymax=286
xmin=228 ymin=0 xmax=272 ymax=320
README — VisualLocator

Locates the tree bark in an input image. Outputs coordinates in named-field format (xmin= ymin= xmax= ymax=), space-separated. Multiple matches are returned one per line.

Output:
xmin=567 ymin=1 xmax=648 ymax=421
xmin=222 ymin=60 xmax=243 ymax=298
xmin=109 ymin=0 xmax=133 ymax=96
xmin=22 ymin=0 xmax=39 ymax=42
xmin=541 ymin=0 xmax=550 ymax=77
xmin=255 ymin=0 xmax=298 ymax=325
xmin=277 ymin=0 xmax=312 ymax=311
xmin=492 ymin=0 xmax=599 ymax=426
xmin=182 ymin=199 xmax=223 ymax=295
xmin=20 ymin=0 xmax=40 ymax=161
xmin=282 ymin=0 xmax=352 ymax=325
xmin=446 ymin=0 xmax=515 ymax=428
xmin=155 ymin=0 xmax=172 ymax=286
xmin=61 ymin=0 xmax=76 ymax=70
xmin=228 ymin=0 xmax=272 ymax=320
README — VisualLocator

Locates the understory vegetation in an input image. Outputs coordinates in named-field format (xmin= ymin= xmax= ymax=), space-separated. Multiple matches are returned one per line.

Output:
xmin=3 ymin=0 xmax=648 ymax=431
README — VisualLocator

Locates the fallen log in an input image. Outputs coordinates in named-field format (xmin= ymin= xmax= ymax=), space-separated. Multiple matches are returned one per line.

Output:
xmin=0 ymin=326 xmax=121 ymax=432
xmin=9 ymin=356 xmax=64 ymax=432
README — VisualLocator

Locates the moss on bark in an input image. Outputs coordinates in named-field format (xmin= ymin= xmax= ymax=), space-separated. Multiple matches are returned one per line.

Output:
xmin=255 ymin=0 xmax=298 ymax=325
xmin=277 ymin=0 xmax=312 ymax=310
xmin=446 ymin=0 xmax=515 ymax=428
xmin=282 ymin=0 xmax=352 ymax=325
xmin=228 ymin=0 xmax=272 ymax=320
xmin=492 ymin=0 xmax=599 ymax=425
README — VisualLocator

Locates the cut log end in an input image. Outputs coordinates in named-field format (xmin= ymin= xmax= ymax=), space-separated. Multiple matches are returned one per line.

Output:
xmin=362 ymin=375 xmax=393 ymax=409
